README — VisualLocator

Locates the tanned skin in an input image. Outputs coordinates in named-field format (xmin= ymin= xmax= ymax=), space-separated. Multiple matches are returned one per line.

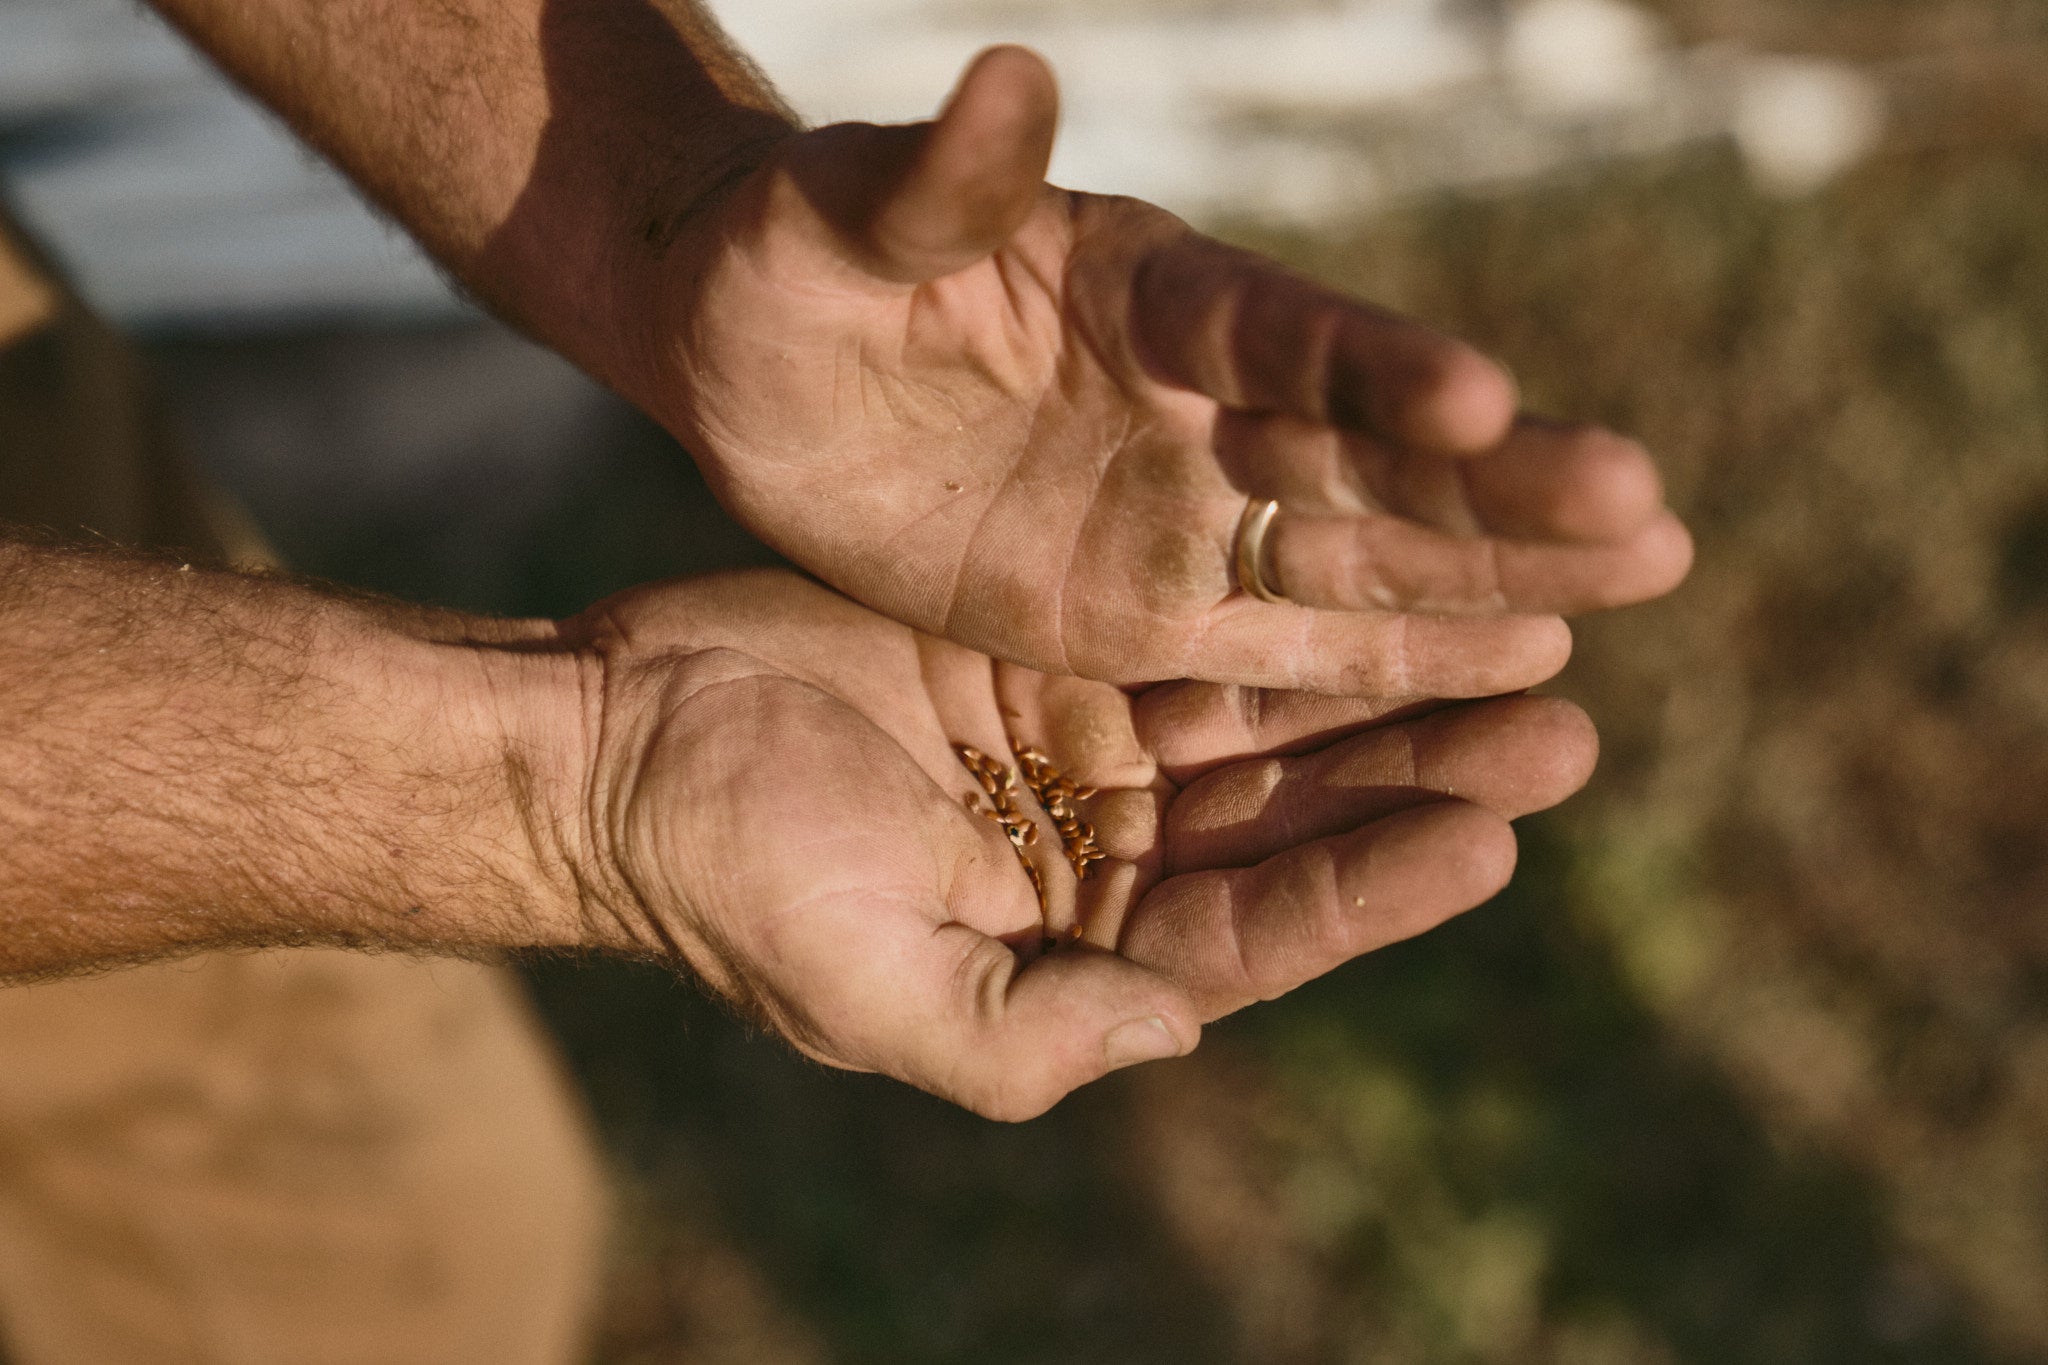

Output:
xmin=0 ymin=2 xmax=1686 ymax=1117
xmin=0 ymin=546 xmax=1596 ymax=1119
xmin=145 ymin=0 xmax=1691 ymax=695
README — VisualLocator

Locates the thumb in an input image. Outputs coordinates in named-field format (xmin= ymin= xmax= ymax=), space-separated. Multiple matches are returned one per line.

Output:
xmin=905 ymin=926 xmax=1198 ymax=1122
xmin=786 ymin=906 xmax=1197 ymax=1122
xmin=785 ymin=45 xmax=1058 ymax=285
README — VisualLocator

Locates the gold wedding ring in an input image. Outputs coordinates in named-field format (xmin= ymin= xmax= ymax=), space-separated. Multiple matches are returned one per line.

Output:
xmin=1233 ymin=497 xmax=1286 ymax=604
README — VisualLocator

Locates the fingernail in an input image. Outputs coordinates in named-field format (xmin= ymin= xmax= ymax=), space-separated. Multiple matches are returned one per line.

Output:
xmin=1103 ymin=1016 xmax=1182 ymax=1071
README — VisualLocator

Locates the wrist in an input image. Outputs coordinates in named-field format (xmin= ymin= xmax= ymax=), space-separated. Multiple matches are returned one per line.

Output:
xmin=399 ymin=628 xmax=599 ymax=953
xmin=265 ymin=601 xmax=610 ymax=958
xmin=515 ymin=598 xmax=795 ymax=976
xmin=595 ymin=122 xmax=798 ymax=421
xmin=459 ymin=613 xmax=717 ymax=963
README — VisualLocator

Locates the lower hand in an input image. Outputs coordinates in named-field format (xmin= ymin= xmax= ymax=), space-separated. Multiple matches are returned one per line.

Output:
xmin=555 ymin=571 xmax=1596 ymax=1120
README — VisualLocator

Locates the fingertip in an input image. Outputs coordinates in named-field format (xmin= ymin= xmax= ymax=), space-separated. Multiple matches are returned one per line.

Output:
xmin=1382 ymin=343 xmax=1519 ymax=456
xmin=1569 ymin=429 xmax=1667 ymax=536
xmin=948 ymin=44 xmax=1059 ymax=124
xmin=1528 ymin=693 xmax=1600 ymax=773
xmin=1380 ymin=609 xmax=1571 ymax=700
xmin=1449 ymin=803 xmax=1520 ymax=900
xmin=1374 ymin=801 xmax=1519 ymax=907
xmin=1387 ymin=693 xmax=1597 ymax=823
xmin=1642 ymin=510 xmax=1696 ymax=597
xmin=1489 ymin=612 xmax=1574 ymax=692
xmin=1571 ymin=510 xmax=1696 ymax=612
xmin=1492 ymin=693 xmax=1601 ymax=806
xmin=1103 ymin=1014 xmax=1196 ymax=1072
xmin=934 ymin=44 xmax=1059 ymax=187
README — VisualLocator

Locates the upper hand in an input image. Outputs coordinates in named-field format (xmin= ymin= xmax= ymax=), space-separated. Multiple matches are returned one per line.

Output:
xmin=560 ymin=570 xmax=1597 ymax=1120
xmin=613 ymin=46 xmax=1691 ymax=697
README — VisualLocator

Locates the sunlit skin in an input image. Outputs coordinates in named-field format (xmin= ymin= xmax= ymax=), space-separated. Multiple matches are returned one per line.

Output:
xmin=615 ymin=47 xmax=1694 ymax=696
xmin=140 ymin=5 xmax=1689 ymax=693
xmin=20 ymin=7 xmax=1691 ymax=1122
xmin=566 ymin=570 xmax=1598 ymax=1120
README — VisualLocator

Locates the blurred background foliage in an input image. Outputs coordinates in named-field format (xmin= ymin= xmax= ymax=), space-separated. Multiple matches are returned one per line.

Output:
xmin=124 ymin=0 xmax=2048 ymax=1360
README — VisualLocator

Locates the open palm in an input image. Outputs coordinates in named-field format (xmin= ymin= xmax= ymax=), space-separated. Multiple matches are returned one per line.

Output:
xmin=567 ymin=570 xmax=1594 ymax=1120
xmin=622 ymin=47 xmax=1691 ymax=697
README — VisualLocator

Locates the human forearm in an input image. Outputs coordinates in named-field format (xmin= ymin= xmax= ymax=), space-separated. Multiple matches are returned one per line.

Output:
xmin=0 ymin=542 xmax=1606 ymax=1115
xmin=144 ymin=0 xmax=795 ymax=390
xmin=0 ymin=539 xmax=593 ymax=978
xmin=132 ymin=14 xmax=1690 ymax=699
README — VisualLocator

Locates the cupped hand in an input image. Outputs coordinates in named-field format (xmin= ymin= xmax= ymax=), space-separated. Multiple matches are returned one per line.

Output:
xmin=615 ymin=46 xmax=1691 ymax=698
xmin=561 ymin=570 xmax=1597 ymax=1120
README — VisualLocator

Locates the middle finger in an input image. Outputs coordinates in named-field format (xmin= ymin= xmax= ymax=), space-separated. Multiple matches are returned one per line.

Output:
xmin=1160 ymin=694 xmax=1596 ymax=875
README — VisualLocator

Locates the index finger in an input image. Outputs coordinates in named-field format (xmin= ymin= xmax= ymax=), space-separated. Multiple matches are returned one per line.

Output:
xmin=1172 ymin=594 xmax=1574 ymax=698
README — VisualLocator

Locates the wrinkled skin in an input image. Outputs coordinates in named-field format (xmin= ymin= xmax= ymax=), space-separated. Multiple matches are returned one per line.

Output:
xmin=566 ymin=570 xmax=1597 ymax=1121
xmin=615 ymin=46 xmax=1692 ymax=697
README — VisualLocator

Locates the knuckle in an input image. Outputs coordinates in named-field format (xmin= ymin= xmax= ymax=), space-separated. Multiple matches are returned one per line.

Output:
xmin=1335 ymin=617 xmax=1412 ymax=696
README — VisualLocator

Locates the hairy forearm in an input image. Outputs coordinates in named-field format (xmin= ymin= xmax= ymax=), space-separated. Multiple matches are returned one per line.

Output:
xmin=145 ymin=0 xmax=795 ymax=389
xmin=0 ymin=539 xmax=594 ymax=979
